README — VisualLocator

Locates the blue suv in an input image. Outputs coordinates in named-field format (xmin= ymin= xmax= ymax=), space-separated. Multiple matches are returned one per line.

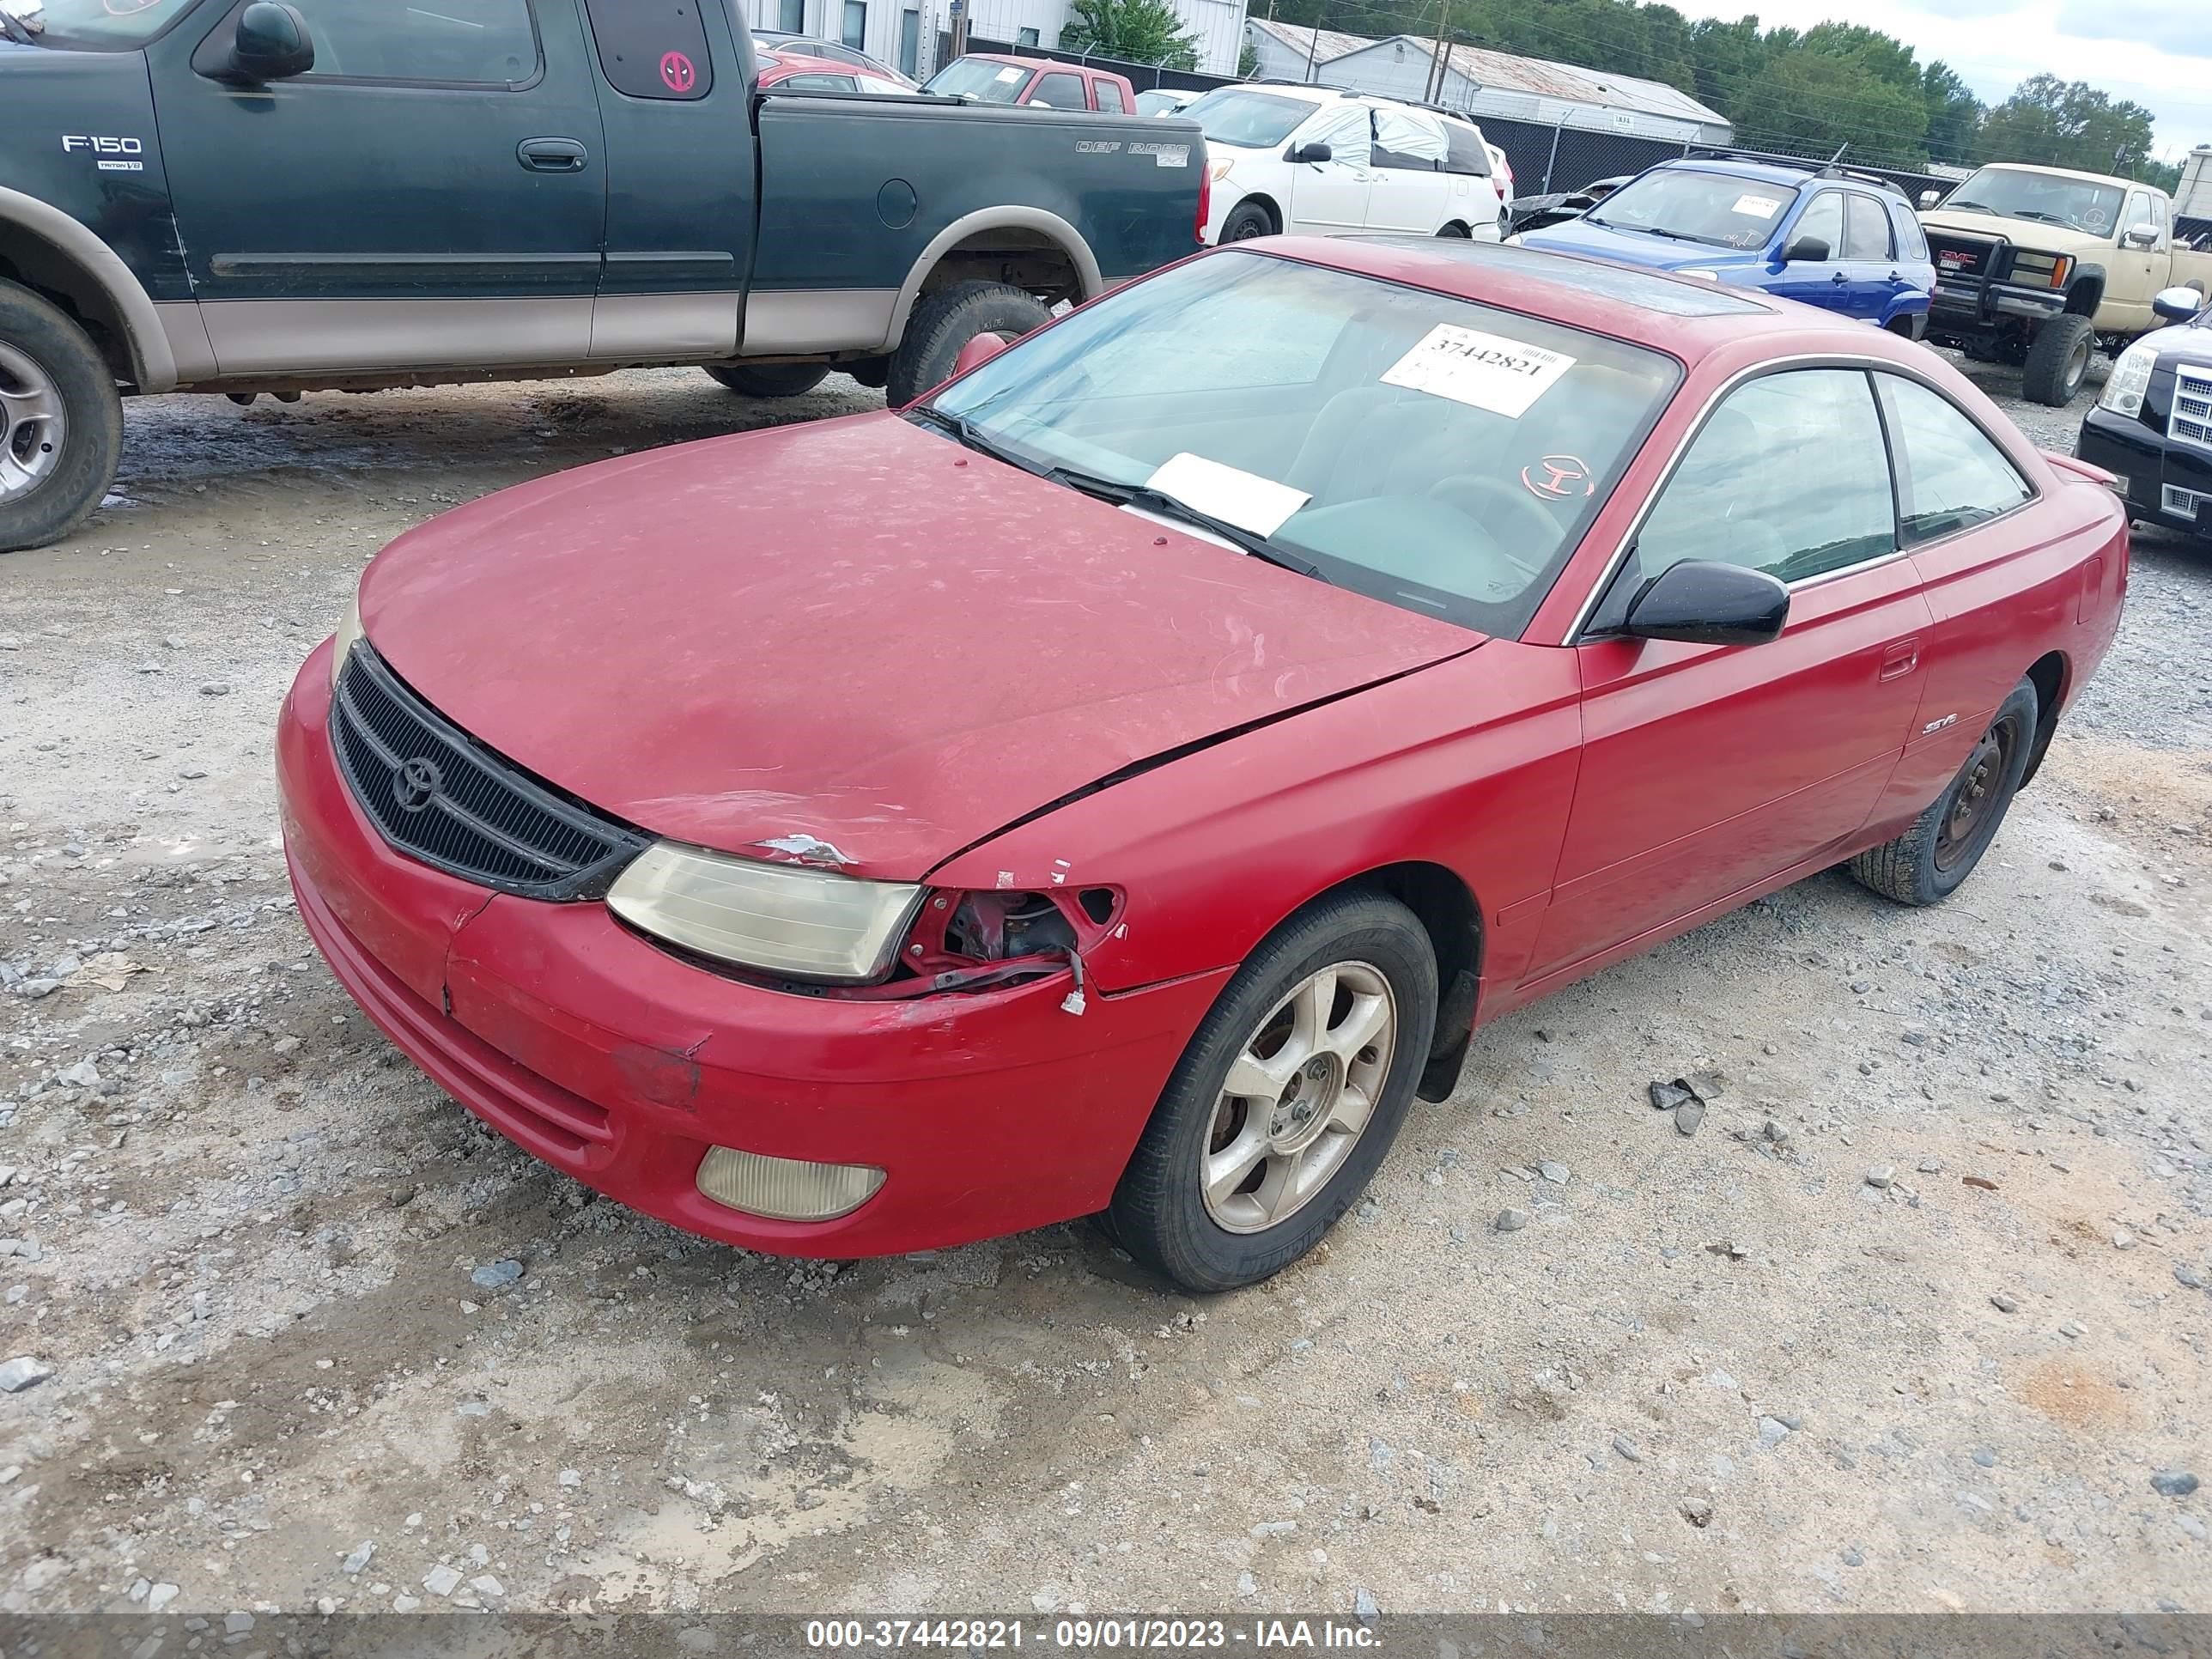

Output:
xmin=1514 ymin=156 xmax=1936 ymax=337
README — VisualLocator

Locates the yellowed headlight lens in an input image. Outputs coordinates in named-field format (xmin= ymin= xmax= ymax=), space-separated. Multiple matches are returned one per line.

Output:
xmin=607 ymin=842 xmax=922 ymax=981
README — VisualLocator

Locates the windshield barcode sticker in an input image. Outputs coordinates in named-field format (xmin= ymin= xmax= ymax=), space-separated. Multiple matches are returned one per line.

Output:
xmin=1380 ymin=325 xmax=1576 ymax=419
xmin=1731 ymin=193 xmax=1783 ymax=216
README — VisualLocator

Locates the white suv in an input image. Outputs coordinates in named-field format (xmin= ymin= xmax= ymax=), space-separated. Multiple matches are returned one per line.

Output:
xmin=1186 ymin=83 xmax=1507 ymax=245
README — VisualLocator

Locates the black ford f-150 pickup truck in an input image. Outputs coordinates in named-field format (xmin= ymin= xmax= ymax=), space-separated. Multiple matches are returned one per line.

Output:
xmin=0 ymin=0 xmax=1206 ymax=550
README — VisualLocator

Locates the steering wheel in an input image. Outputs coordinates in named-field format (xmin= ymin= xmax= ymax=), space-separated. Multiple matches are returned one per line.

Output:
xmin=1429 ymin=476 xmax=1567 ymax=585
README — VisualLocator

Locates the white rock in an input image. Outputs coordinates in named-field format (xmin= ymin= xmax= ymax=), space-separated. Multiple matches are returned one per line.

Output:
xmin=223 ymin=1612 xmax=253 ymax=1634
xmin=422 ymin=1565 xmax=463 ymax=1597
xmin=392 ymin=1594 xmax=422 ymax=1613
xmin=559 ymin=1469 xmax=581 ymax=1487
xmin=0 ymin=1356 xmax=52 ymax=1392
xmin=146 ymin=1583 xmax=180 ymax=1612
xmin=341 ymin=1541 xmax=374 ymax=1575
xmin=471 ymin=1575 xmax=505 ymax=1598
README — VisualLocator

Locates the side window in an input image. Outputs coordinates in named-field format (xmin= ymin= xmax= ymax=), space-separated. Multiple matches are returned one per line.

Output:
xmin=2152 ymin=194 xmax=2171 ymax=246
xmin=779 ymin=71 xmax=854 ymax=88
xmin=1371 ymin=106 xmax=1447 ymax=171
xmin=1441 ymin=121 xmax=1491 ymax=177
xmin=1788 ymin=191 xmax=1844 ymax=259
xmin=580 ymin=0 xmax=712 ymax=98
xmin=1626 ymin=368 xmax=1895 ymax=594
xmin=857 ymin=72 xmax=905 ymax=93
xmin=1095 ymin=80 xmax=1126 ymax=113
xmin=292 ymin=0 xmax=538 ymax=85
xmin=1875 ymin=374 xmax=2032 ymax=542
xmin=1030 ymin=71 xmax=1086 ymax=107
xmin=1893 ymin=204 xmax=1929 ymax=262
xmin=1843 ymin=193 xmax=1893 ymax=260
xmin=1303 ymin=106 xmax=1370 ymax=167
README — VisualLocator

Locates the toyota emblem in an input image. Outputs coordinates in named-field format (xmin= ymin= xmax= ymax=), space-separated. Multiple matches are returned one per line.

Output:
xmin=392 ymin=756 xmax=442 ymax=813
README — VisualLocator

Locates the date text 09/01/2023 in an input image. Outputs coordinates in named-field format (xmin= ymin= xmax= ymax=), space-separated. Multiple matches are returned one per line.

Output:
xmin=805 ymin=1619 xmax=1383 ymax=1650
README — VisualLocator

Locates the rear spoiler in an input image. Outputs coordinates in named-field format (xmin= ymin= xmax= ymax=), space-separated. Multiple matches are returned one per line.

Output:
xmin=2042 ymin=450 xmax=2117 ymax=489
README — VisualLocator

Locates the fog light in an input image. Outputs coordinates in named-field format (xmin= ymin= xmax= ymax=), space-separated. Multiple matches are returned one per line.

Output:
xmin=696 ymin=1146 xmax=884 ymax=1221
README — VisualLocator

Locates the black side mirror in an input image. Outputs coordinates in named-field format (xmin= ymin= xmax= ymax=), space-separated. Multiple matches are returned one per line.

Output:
xmin=1287 ymin=141 xmax=1334 ymax=165
xmin=230 ymin=2 xmax=314 ymax=82
xmin=1623 ymin=559 xmax=1789 ymax=647
xmin=1781 ymin=234 xmax=1831 ymax=263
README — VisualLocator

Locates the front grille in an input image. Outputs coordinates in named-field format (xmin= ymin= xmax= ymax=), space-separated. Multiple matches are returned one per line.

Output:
xmin=331 ymin=646 xmax=648 ymax=898
xmin=2163 ymin=483 xmax=2208 ymax=520
xmin=2172 ymin=366 xmax=2212 ymax=452
xmin=1928 ymin=233 xmax=1997 ymax=282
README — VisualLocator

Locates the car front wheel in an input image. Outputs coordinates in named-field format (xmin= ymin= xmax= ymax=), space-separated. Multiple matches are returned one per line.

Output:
xmin=1849 ymin=678 xmax=2038 ymax=905
xmin=702 ymin=362 xmax=831 ymax=398
xmin=1108 ymin=890 xmax=1437 ymax=1292
xmin=0 ymin=280 xmax=122 ymax=555
xmin=2021 ymin=314 xmax=2096 ymax=406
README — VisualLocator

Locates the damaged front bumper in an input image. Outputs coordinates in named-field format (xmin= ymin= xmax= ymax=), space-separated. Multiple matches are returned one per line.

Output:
xmin=276 ymin=640 xmax=1231 ymax=1256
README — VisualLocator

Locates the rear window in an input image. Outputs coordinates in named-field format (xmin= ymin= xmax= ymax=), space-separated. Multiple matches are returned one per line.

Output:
xmin=1184 ymin=87 xmax=1318 ymax=149
xmin=1442 ymin=119 xmax=1492 ymax=178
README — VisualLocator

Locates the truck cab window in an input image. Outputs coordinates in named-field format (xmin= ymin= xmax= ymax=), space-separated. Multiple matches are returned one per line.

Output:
xmin=289 ymin=0 xmax=539 ymax=86
xmin=1031 ymin=72 xmax=1085 ymax=107
xmin=580 ymin=0 xmax=713 ymax=99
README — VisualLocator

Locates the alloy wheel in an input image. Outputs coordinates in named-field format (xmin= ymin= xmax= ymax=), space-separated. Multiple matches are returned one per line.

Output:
xmin=0 ymin=341 xmax=66 ymax=505
xmin=1200 ymin=962 xmax=1396 ymax=1234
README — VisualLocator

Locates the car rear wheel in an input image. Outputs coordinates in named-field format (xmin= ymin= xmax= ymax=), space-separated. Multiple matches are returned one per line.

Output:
xmin=0 ymin=280 xmax=121 ymax=555
xmin=1849 ymin=679 xmax=2037 ymax=905
xmin=1107 ymin=890 xmax=1437 ymax=1292
xmin=1436 ymin=221 xmax=1472 ymax=238
xmin=702 ymin=362 xmax=832 ymax=398
xmin=884 ymin=280 xmax=1050 ymax=408
xmin=1218 ymin=202 xmax=1274 ymax=244
xmin=2021 ymin=314 xmax=2096 ymax=406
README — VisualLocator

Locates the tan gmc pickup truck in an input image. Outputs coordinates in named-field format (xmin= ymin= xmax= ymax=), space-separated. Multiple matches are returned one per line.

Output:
xmin=1919 ymin=162 xmax=2212 ymax=405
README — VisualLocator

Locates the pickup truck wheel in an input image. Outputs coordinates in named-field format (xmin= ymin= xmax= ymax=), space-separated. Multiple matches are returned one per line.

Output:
xmin=0 ymin=283 xmax=121 ymax=555
xmin=702 ymin=363 xmax=831 ymax=398
xmin=2021 ymin=314 xmax=2096 ymax=406
xmin=1848 ymin=680 xmax=2037 ymax=906
xmin=884 ymin=281 xmax=1050 ymax=407
xmin=1106 ymin=890 xmax=1437 ymax=1292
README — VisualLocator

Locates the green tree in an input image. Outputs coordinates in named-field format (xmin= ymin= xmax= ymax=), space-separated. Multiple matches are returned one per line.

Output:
xmin=1920 ymin=63 xmax=1983 ymax=166
xmin=1978 ymin=74 xmax=2161 ymax=178
xmin=1237 ymin=38 xmax=1261 ymax=77
xmin=1057 ymin=0 xmax=1200 ymax=68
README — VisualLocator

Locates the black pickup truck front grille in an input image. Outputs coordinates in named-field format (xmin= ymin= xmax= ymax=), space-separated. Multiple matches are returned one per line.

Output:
xmin=330 ymin=645 xmax=648 ymax=899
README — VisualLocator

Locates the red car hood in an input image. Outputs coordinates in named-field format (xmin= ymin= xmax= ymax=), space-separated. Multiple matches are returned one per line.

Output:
xmin=359 ymin=412 xmax=1481 ymax=878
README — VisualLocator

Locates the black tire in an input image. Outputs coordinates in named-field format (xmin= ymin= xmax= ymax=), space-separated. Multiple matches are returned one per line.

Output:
xmin=884 ymin=280 xmax=1050 ymax=408
xmin=0 ymin=280 xmax=122 ymax=555
xmin=2021 ymin=313 xmax=2096 ymax=406
xmin=1107 ymin=890 xmax=1438 ymax=1293
xmin=1849 ymin=679 xmax=2038 ymax=906
xmin=1218 ymin=201 xmax=1274 ymax=244
xmin=1437 ymin=221 xmax=1473 ymax=239
xmin=702 ymin=362 xmax=831 ymax=398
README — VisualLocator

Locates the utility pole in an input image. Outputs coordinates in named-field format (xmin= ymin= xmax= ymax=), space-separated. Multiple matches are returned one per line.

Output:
xmin=1304 ymin=22 xmax=1318 ymax=82
xmin=1425 ymin=0 xmax=1450 ymax=103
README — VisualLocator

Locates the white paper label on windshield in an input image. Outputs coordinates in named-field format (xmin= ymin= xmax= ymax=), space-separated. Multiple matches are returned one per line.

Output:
xmin=1146 ymin=453 xmax=1310 ymax=538
xmin=1731 ymin=192 xmax=1783 ymax=216
xmin=994 ymin=64 xmax=1024 ymax=82
xmin=1380 ymin=325 xmax=1575 ymax=419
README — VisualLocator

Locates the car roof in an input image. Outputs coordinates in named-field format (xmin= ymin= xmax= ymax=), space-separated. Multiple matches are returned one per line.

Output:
xmin=1239 ymin=236 xmax=1916 ymax=362
xmin=1652 ymin=156 xmax=1825 ymax=190
xmin=964 ymin=52 xmax=1092 ymax=71
xmin=760 ymin=50 xmax=866 ymax=75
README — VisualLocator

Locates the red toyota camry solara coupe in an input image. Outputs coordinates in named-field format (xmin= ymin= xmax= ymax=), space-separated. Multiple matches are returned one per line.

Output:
xmin=277 ymin=238 xmax=2127 ymax=1292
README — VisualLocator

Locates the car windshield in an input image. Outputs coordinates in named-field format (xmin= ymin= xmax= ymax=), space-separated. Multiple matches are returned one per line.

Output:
xmin=925 ymin=250 xmax=1680 ymax=638
xmin=1589 ymin=168 xmax=1801 ymax=250
xmin=923 ymin=57 xmax=1028 ymax=102
xmin=1183 ymin=88 xmax=1317 ymax=149
xmin=2 ymin=0 xmax=201 ymax=48
xmin=1133 ymin=88 xmax=1187 ymax=115
xmin=1942 ymin=167 xmax=2125 ymax=236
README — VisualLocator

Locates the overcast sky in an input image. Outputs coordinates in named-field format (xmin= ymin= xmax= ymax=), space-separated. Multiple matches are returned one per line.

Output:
xmin=1668 ymin=0 xmax=2211 ymax=160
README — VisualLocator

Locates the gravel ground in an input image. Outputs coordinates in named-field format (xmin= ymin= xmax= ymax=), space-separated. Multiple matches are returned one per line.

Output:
xmin=0 ymin=355 xmax=2207 ymax=1621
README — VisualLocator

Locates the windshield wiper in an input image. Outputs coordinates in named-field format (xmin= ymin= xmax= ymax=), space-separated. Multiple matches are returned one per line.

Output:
xmin=2010 ymin=209 xmax=2070 ymax=225
xmin=1047 ymin=467 xmax=1325 ymax=581
xmin=1942 ymin=199 xmax=1993 ymax=214
xmin=906 ymin=403 xmax=1039 ymax=475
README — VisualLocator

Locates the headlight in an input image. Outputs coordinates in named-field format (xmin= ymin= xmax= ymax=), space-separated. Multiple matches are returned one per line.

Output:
xmin=2008 ymin=250 xmax=2073 ymax=290
xmin=607 ymin=842 xmax=923 ymax=981
xmin=1502 ymin=233 xmax=1523 ymax=247
xmin=1208 ymin=155 xmax=1236 ymax=183
xmin=2099 ymin=338 xmax=2158 ymax=418
xmin=330 ymin=590 xmax=362 ymax=688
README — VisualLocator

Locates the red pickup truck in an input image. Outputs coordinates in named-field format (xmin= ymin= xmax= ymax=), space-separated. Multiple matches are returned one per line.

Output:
xmin=922 ymin=52 xmax=1139 ymax=115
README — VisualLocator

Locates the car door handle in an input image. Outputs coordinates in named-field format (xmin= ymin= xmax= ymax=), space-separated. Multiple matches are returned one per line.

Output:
xmin=518 ymin=137 xmax=589 ymax=173
xmin=1879 ymin=638 xmax=1920 ymax=680
xmin=1832 ymin=270 xmax=1851 ymax=283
